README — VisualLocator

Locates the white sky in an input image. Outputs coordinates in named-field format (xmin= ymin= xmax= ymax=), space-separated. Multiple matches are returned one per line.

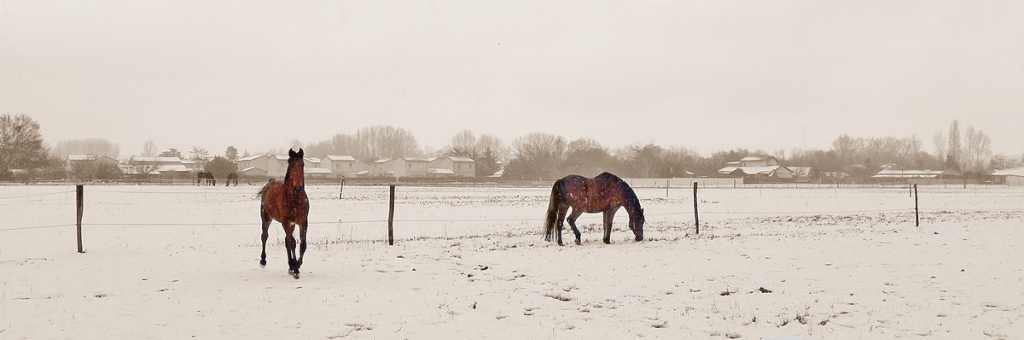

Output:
xmin=1 ymin=1 xmax=1022 ymax=158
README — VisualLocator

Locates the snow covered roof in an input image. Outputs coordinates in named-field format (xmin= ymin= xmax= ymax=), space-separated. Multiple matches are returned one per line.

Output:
xmin=155 ymin=164 xmax=189 ymax=173
xmin=131 ymin=156 xmax=182 ymax=164
xmin=68 ymin=155 xmax=94 ymax=161
xmin=992 ymin=166 xmax=1024 ymax=177
xmin=237 ymin=154 xmax=266 ymax=162
xmin=326 ymin=155 xmax=356 ymax=162
xmin=718 ymin=166 xmax=785 ymax=176
xmin=239 ymin=167 xmax=266 ymax=175
xmin=448 ymin=156 xmax=474 ymax=162
xmin=871 ymin=169 xmax=950 ymax=179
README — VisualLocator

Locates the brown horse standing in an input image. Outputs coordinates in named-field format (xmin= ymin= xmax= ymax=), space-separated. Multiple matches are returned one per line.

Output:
xmin=225 ymin=172 xmax=238 ymax=186
xmin=543 ymin=172 xmax=645 ymax=246
xmin=257 ymin=148 xmax=310 ymax=279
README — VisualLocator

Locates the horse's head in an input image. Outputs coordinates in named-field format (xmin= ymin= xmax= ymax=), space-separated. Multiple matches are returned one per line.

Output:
xmin=630 ymin=208 xmax=645 ymax=241
xmin=285 ymin=148 xmax=306 ymax=186
xmin=287 ymin=148 xmax=305 ymax=167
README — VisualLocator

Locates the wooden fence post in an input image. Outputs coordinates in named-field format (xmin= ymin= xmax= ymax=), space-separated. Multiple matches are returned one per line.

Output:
xmin=388 ymin=185 xmax=395 ymax=245
xmin=76 ymin=184 xmax=84 ymax=253
xmin=693 ymin=182 xmax=699 ymax=235
xmin=339 ymin=178 xmax=345 ymax=199
xmin=914 ymin=184 xmax=919 ymax=227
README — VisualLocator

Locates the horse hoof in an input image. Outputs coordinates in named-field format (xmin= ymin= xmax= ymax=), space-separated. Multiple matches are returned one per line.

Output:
xmin=260 ymin=259 xmax=266 ymax=267
xmin=575 ymin=240 xmax=581 ymax=245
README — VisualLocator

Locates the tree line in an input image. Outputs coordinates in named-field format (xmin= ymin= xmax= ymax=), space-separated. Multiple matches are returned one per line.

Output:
xmin=2 ymin=113 xmax=1022 ymax=182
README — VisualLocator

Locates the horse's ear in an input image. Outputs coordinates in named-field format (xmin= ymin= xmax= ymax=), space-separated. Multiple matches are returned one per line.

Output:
xmin=297 ymin=148 xmax=304 ymax=157
xmin=289 ymin=149 xmax=297 ymax=157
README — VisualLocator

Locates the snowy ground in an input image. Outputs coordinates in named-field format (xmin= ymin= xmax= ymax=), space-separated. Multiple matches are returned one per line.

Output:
xmin=1 ymin=184 xmax=1022 ymax=339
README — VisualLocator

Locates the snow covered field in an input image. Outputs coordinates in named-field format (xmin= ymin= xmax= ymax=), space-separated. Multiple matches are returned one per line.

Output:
xmin=1 ymin=184 xmax=1022 ymax=339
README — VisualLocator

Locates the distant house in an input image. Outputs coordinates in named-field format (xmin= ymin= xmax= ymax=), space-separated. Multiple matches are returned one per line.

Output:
xmin=788 ymin=166 xmax=813 ymax=183
xmin=236 ymin=154 xmax=270 ymax=172
xmin=372 ymin=157 xmax=430 ymax=178
xmin=992 ymin=166 xmax=1024 ymax=186
xmin=428 ymin=156 xmax=476 ymax=177
xmin=66 ymin=155 xmax=121 ymax=180
xmin=235 ymin=153 xmax=337 ymax=180
xmin=322 ymin=155 xmax=368 ymax=178
xmin=717 ymin=156 xmax=794 ymax=182
xmin=67 ymin=155 xmax=119 ymax=169
xmin=124 ymin=156 xmax=189 ymax=178
xmin=303 ymin=167 xmax=334 ymax=180
xmin=238 ymin=166 xmax=268 ymax=179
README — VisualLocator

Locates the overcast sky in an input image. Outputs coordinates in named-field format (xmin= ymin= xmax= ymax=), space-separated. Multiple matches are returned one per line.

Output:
xmin=1 ymin=1 xmax=1022 ymax=158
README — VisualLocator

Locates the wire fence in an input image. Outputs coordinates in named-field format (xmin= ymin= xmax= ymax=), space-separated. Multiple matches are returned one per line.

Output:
xmin=2 ymin=184 xmax=1023 ymax=236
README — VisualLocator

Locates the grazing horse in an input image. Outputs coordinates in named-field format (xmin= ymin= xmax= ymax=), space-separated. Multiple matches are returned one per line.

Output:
xmin=543 ymin=172 xmax=645 ymax=246
xmin=196 ymin=171 xmax=215 ymax=186
xmin=257 ymin=148 xmax=310 ymax=279
xmin=226 ymin=172 xmax=238 ymax=186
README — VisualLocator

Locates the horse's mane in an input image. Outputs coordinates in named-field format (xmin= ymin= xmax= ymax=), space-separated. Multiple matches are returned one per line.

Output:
xmin=598 ymin=172 xmax=642 ymax=216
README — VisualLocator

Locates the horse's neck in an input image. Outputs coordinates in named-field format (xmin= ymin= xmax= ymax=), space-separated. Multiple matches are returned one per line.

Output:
xmin=283 ymin=167 xmax=304 ymax=191
xmin=618 ymin=189 xmax=639 ymax=219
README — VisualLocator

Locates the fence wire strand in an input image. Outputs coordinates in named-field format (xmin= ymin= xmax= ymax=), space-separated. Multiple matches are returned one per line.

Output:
xmin=4 ymin=185 xmax=1022 ymax=233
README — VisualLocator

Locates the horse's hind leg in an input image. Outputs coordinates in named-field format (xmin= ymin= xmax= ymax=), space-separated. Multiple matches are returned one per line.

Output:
xmin=566 ymin=209 xmax=583 ymax=245
xmin=555 ymin=206 xmax=569 ymax=246
xmin=259 ymin=207 xmax=271 ymax=267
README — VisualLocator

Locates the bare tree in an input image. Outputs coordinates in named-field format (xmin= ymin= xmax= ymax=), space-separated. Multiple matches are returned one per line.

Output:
xmin=142 ymin=140 xmax=159 ymax=157
xmin=963 ymin=126 xmax=991 ymax=174
xmin=947 ymin=120 xmax=961 ymax=170
xmin=831 ymin=134 xmax=862 ymax=165
xmin=355 ymin=125 xmax=420 ymax=161
xmin=625 ymin=143 xmax=666 ymax=177
xmin=52 ymin=138 xmax=121 ymax=159
xmin=448 ymin=129 xmax=477 ymax=157
xmin=190 ymin=146 xmax=210 ymax=168
xmin=932 ymin=131 xmax=946 ymax=164
xmin=476 ymin=134 xmax=507 ymax=162
xmin=564 ymin=138 xmax=611 ymax=177
xmin=506 ymin=132 xmax=565 ymax=180
xmin=304 ymin=134 xmax=360 ymax=158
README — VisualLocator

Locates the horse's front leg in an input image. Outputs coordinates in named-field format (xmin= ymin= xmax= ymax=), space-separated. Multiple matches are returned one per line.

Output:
xmin=283 ymin=223 xmax=299 ymax=279
xmin=259 ymin=208 xmax=271 ymax=267
xmin=566 ymin=209 xmax=584 ymax=245
xmin=602 ymin=210 xmax=615 ymax=244
xmin=296 ymin=222 xmax=308 ymax=272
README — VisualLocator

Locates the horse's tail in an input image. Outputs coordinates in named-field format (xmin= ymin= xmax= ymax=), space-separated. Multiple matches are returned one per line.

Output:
xmin=256 ymin=179 xmax=273 ymax=200
xmin=543 ymin=180 xmax=562 ymax=241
